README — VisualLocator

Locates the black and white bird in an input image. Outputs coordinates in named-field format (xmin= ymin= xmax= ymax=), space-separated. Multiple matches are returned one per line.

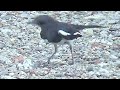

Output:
xmin=28 ymin=15 xmax=103 ymax=65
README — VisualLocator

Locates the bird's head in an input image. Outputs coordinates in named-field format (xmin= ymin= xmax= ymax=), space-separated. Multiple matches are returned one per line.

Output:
xmin=27 ymin=15 xmax=56 ymax=26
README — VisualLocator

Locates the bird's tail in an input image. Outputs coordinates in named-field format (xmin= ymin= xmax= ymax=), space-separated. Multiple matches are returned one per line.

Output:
xmin=72 ymin=24 xmax=106 ymax=30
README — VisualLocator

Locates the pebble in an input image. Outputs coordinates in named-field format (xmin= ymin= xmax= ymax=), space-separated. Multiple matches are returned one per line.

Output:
xmin=86 ymin=66 xmax=94 ymax=72
xmin=0 ymin=42 xmax=5 ymax=49
xmin=116 ymin=64 xmax=120 ymax=68
xmin=9 ymin=73 xmax=15 ymax=76
xmin=84 ymin=13 xmax=106 ymax=19
xmin=1 ymin=75 xmax=16 ymax=79
xmin=22 ymin=58 xmax=32 ymax=69
xmin=110 ymin=55 xmax=118 ymax=60
xmin=83 ymin=29 xmax=94 ymax=36
xmin=95 ymin=72 xmax=101 ymax=76
xmin=0 ymin=56 xmax=12 ymax=64
xmin=88 ymin=71 xmax=95 ymax=76
xmin=0 ymin=28 xmax=12 ymax=36
xmin=99 ymin=68 xmax=110 ymax=76
xmin=55 ymin=72 xmax=63 ymax=77
xmin=108 ymin=20 xmax=119 ymax=24
xmin=0 ymin=70 xmax=9 ymax=76
xmin=100 ymin=31 xmax=108 ymax=38
xmin=115 ymin=61 xmax=120 ymax=68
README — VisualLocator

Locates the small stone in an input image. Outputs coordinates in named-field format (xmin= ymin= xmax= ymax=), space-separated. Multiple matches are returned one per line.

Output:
xmin=55 ymin=72 xmax=63 ymax=77
xmin=1 ymin=28 xmax=12 ymax=35
xmin=108 ymin=20 xmax=119 ymax=24
xmin=17 ymin=63 xmax=24 ymax=70
xmin=101 ymin=39 xmax=107 ymax=44
xmin=111 ymin=76 xmax=118 ymax=79
xmin=88 ymin=71 xmax=94 ymax=76
xmin=116 ymin=64 xmax=120 ymax=68
xmin=10 ymin=38 xmax=16 ymax=43
xmin=22 ymin=57 xmax=32 ymax=69
xmin=98 ymin=62 xmax=108 ymax=67
xmin=107 ymin=41 xmax=113 ymax=45
xmin=85 ymin=13 xmax=105 ymax=19
xmin=1 ymin=75 xmax=16 ymax=79
xmin=13 ymin=55 xmax=25 ymax=63
xmin=0 ymin=56 xmax=12 ymax=64
xmin=115 ymin=61 xmax=120 ymax=68
xmin=96 ymin=72 xmax=101 ymax=76
xmin=20 ymin=13 xmax=29 ymax=18
xmin=9 ymin=73 xmax=15 ymax=76
xmin=99 ymin=68 xmax=109 ymax=76
xmin=110 ymin=55 xmax=118 ymax=60
xmin=0 ymin=42 xmax=5 ymax=49
xmin=100 ymin=31 xmax=108 ymax=38
xmin=86 ymin=66 xmax=94 ymax=72
xmin=83 ymin=29 xmax=94 ymax=36
xmin=67 ymin=59 xmax=74 ymax=65
xmin=16 ymin=71 xmax=27 ymax=79
xmin=0 ymin=70 xmax=8 ymax=76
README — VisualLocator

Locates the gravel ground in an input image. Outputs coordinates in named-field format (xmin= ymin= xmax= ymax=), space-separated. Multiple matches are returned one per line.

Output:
xmin=0 ymin=11 xmax=120 ymax=79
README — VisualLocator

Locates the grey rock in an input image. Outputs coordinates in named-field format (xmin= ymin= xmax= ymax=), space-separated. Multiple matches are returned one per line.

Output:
xmin=116 ymin=64 xmax=120 ymax=68
xmin=1 ymin=75 xmax=16 ymax=79
xmin=110 ymin=55 xmax=118 ymax=60
xmin=0 ymin=42 xmax=5 ymax=49
xmin=86 ymin=66 xmax=94 ymax=72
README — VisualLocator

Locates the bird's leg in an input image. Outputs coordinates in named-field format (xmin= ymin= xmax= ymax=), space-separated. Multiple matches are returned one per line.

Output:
xmin=47 ymin=44 xmax=58 ymax=64
xmin=66 ymin=42 xmax=74 ymax=65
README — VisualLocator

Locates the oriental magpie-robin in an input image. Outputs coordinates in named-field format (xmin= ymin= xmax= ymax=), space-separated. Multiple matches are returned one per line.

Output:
xmin=28 ymin=15 xmax=103 ymax=65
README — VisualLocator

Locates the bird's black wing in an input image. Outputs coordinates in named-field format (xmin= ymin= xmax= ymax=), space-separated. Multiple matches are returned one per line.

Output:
xmin=46 ymin=31 xmax=62 ymax=43
xmin=58 ymin=22 xmax=82 ymax=40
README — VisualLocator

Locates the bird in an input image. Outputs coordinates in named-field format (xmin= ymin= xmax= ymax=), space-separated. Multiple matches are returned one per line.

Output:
xmin=28 ymin=15 xmax=103 ymax=65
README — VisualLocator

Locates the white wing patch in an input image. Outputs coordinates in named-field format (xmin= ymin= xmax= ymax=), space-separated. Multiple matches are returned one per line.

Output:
xmin=58 ymin=30 xmax=71 ymax=36
xmin=73 ymin=32 xmax=81 ymax=35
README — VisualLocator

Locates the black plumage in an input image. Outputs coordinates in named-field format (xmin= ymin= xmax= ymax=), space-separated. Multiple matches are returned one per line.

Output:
xmin=28 ymin=15 xmax=103 ymax=65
